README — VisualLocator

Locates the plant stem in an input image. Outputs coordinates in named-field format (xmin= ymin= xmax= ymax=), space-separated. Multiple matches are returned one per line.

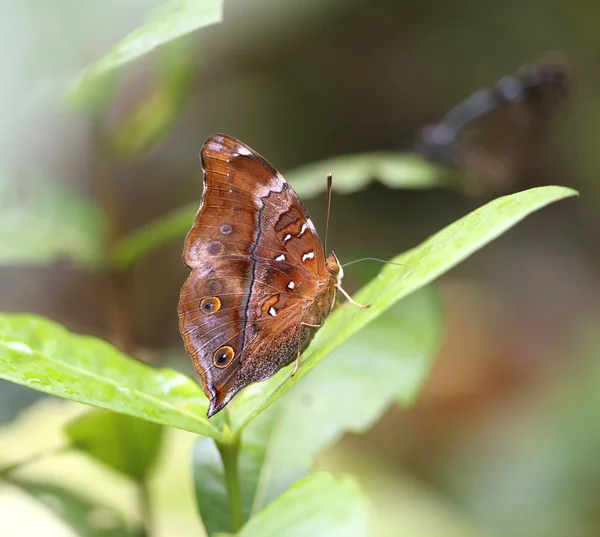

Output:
xmin=217 ymin=437 xmax=244 ymax=532
xmin=137 ymin=478 xmax=152 ymax=537
xmin=90 ymin=120 xmax=136 ymax=356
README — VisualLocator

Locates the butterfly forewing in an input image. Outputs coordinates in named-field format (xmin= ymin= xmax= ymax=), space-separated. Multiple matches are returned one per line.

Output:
xmin=178 ymin=134 xmax=337 ymax=416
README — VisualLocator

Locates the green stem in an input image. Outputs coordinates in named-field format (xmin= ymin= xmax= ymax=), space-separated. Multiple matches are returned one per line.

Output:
xmin=217 ymin=436 xmax=244 ymax=532
xmin=137 ymin=478 xmax=152 ymax=537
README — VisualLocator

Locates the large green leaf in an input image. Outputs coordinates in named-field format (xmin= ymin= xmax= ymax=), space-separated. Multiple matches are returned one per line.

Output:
xmin=226 ymin=186 xmax=578 ymax=432
xmin=193 ymin=288 xmax=442 ymax=535
xmin=0 ymin=315 xmax=222 ymax=440
xmin=0 ymin=180 xmax=106 ymax=269
xmin=7 ymin=477 xmax=135 ymax=537
xmin=112 ymin=152 xmax=442 ymax=269
xmin=237 ymin=473 xmax=368 ymax=537
xmin=68 ymin=0 xmax=223 ymax=110
xmin=65 ymin=409 xmax=164 ymax=481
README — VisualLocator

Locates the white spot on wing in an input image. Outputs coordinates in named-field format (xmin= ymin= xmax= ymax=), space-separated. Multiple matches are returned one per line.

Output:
xmin=302 ymin=251 xmax=315 ymax=262
xmin=298 ymin=222 xmax=308 ymax=236
xmin=237 ymin=145 xmax=252 ymax=156
xmin=287 ymin=281 xmax=295 ymax=289
xmin=275 ymin=254 xmax=286 ymax=261
xmin=208 ymin=140 xmax=223 ymax=153
xmin=283 ymin=234 xmax=292 ymax=242
xmin=268 ymin=307 xmax=277 ymax=317
xmin=207 ymin=137 xmax=224 ymax=152
xmin=306 ymin=218 xmax=317 ymax=232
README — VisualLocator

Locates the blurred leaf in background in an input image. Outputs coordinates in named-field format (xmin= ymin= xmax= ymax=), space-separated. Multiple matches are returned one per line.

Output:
xmin=0 ymin=179 xmax=106 ymax=269
xmin=6 ymin=478 xmax=135 ymax=537
xmin=67 ymin=0 xmax=223 ymax=113
xmin=108 ymin=39 xmax=195 ymax=159
xmin=65 ymin=409 xmax=164 ymax=481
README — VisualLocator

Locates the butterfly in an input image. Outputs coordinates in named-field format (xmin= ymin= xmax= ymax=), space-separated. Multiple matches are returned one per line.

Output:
xmin=416 ymin=55 xmax=571 ymax=191
xmin=178 ymin=134 xmax=365 ymax=417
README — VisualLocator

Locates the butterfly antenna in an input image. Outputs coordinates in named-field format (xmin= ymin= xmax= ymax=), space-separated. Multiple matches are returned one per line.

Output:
xmin=342 ymin=257 xmax=411 ymax=269
xmin=324 ymin=172 xmax=333 ymax=253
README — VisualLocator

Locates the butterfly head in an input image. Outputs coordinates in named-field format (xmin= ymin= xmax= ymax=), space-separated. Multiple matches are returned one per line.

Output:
xmin=326 ymin=251 xmax=344 ymax=286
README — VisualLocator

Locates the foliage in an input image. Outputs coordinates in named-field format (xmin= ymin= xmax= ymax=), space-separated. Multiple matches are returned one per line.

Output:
xmin=0 ymin=179 xmax=106 ymax=269
xmin=65 ymin=409 xmax=164 ymax=481
xmin=0 ymin=184 xmax=576 ymax=535
xmin=68 ymin=0 xmax=223 ymax=113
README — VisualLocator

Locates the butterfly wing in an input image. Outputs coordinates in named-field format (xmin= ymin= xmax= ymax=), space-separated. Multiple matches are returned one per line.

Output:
xmin=178 ymin=134 xmax=330 ymax=416
xmin=417 ymin=56 xmax=570 ymax=190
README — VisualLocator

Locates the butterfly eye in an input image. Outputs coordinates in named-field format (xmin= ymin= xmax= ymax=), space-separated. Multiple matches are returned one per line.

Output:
xmin=213 ymin=346 xmax=235 ymax=368
xmin=201 ymin=297 xmax=221 ymax=314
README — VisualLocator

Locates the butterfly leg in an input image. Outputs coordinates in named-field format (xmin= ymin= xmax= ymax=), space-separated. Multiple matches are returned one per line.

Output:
xmin=336 ymin=284 xmax=370 ymax=309
xmin=291 ymin=322 xmax=322 ymax=376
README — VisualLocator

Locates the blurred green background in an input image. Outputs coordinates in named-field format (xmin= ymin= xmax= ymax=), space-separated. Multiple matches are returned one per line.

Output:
xmin=1 ymin=0 xmax=598 ymax=536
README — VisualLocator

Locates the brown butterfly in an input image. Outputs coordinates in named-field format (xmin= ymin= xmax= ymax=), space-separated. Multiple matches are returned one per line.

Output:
xmin=178 ymin=134 xmax=365 ymax=417
xmin=416 ymin=55 xmax=571 ymax=191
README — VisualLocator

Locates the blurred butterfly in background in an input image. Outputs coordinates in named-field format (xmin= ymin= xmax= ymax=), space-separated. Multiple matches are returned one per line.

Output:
xmin=415 ymin=55 xmax=571 ymax=193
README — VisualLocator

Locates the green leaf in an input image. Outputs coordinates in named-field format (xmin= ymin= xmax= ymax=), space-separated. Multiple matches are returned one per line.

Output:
xmin=65 ymin=409 xmax=164 ymax=480
xmin=112 ymin=152 xmax=443 ymax=269
xmin=68 ymin=0 xmax=223 ymax=110
xmin=237 ymin=473 xmax=368 ymax=537
xmin=193 ymin=438 xmax=232 ymax=535
xmin=0 ymin=180 xmax=106 ymax=269
xmin=109 ymin=40 xmax=194 ymax=159
xmin=285 ymin=152 xmax=445 ymax=197
xmin=227 ymin=186 xmax=578 ymax=432
xmin=193 ymin=288 xmax=442 ymax=534
xmin=0 ymin=314 xmax=223 ymax=440
xmin=112 ymin=203 xmax=195 ymax=269
xmin=7 ymin=477 xmax=134 ymax=537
